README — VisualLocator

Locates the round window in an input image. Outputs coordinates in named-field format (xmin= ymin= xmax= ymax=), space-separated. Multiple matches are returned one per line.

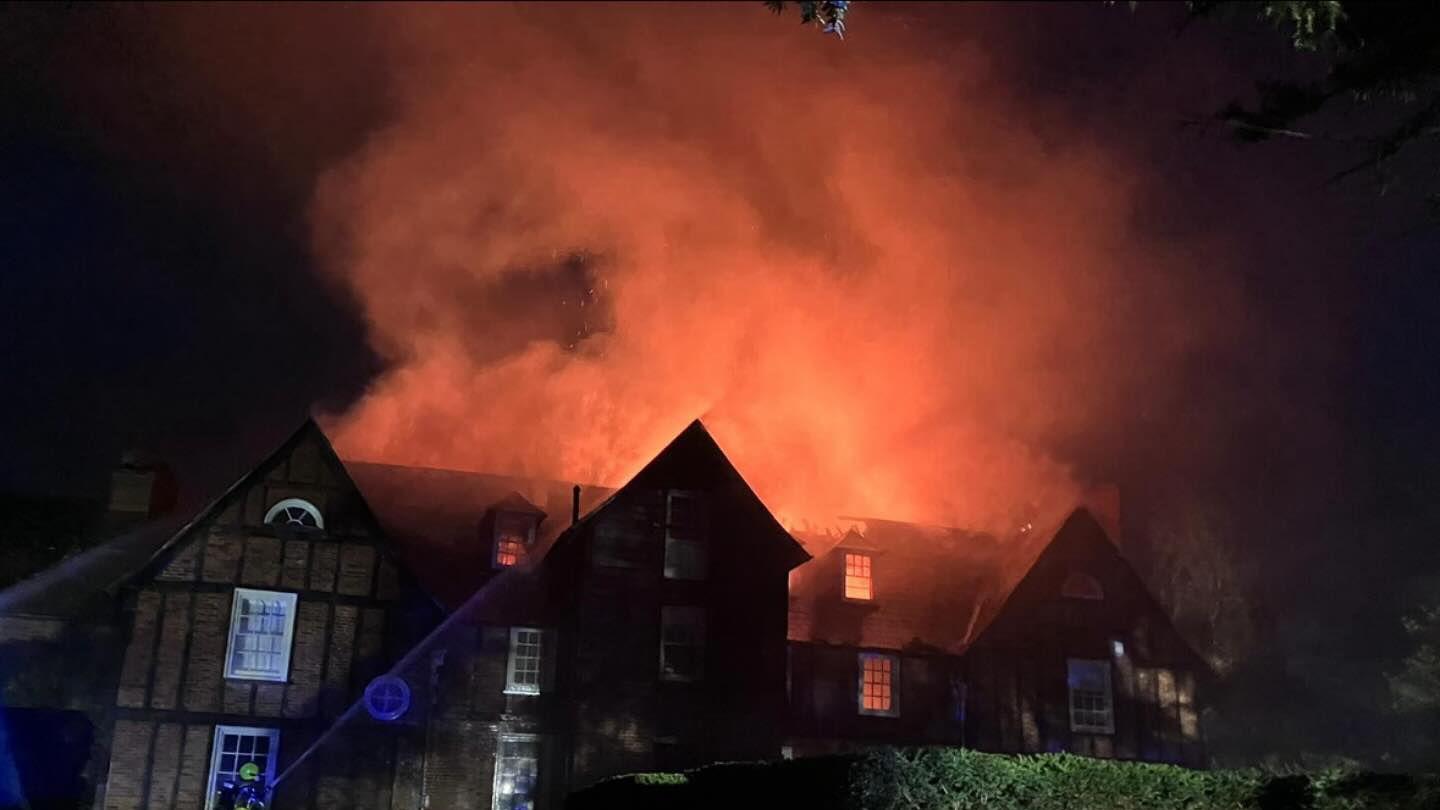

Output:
xmin=364 ymin=675 xmax=412 ymax=722
xmin=264 ymin=498 xmax=324 ymax=530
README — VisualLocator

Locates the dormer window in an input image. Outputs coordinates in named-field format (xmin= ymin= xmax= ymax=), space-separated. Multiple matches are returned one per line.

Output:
xmin=264 ymin=498 xmax=323 ymax=530
xmin=1061 ymin=571 xmax=1104 ymax=601
xmin=844 ymin=552 xmax=873 ymax=600
xmin=493 ymin=512 xmax=537 ymax=569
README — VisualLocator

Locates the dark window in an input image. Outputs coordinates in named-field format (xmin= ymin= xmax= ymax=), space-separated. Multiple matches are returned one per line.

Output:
xmin=593 ymin=497 xmax=660 ymax=569
xmin=1061 ymin=571 xmax=1104 ymax=600
xmin=663 ymin=491 xmax=707 ymax=580
xmin=1067 ymin=659 xmax=1114 ymax=733
xmin=660 ymin=606 xmax=705 ymax=681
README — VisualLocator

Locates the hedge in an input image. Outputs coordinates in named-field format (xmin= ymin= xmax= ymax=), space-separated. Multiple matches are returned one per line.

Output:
xmin=566 ymin=748 xmax=1440 ymax=810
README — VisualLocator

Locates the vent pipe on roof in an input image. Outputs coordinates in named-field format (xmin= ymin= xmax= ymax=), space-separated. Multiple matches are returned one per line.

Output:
xmin=572 ymin=485 xmax=581 ymax=525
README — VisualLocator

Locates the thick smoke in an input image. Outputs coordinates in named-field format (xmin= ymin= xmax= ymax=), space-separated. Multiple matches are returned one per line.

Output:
xmin=307 ymin=3 xmax=1235 ymax=532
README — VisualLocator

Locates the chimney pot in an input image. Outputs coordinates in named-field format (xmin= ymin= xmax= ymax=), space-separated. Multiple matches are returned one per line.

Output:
xmin=572 ymin=485 xmax=581 ymax=525
xmin=108 ymin=451 xmax=178 ymax=523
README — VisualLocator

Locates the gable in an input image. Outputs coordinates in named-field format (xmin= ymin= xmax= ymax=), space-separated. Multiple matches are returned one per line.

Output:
xmin=787 ymin=519 xmax=1039 ymax=654
xmin=128 ymin=420 xmax=416 ymax=603
xmin=548 ymin=420 xmax=811 ymax=571
xmin=970 ymin=509 xmax=1206 ymax=671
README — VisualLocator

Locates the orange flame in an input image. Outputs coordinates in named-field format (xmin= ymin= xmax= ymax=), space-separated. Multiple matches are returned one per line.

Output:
xmin=306 ymin=4 xmax=1223 ymax=534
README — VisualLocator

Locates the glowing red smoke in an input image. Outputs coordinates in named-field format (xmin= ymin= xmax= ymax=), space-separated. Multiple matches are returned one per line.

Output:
xmin=307 ymin=3 xmax=1227 ymax=533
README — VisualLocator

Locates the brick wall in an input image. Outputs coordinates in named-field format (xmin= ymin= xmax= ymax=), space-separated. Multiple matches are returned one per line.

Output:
xmin=93 ymin=429 xmax=434 ymax=810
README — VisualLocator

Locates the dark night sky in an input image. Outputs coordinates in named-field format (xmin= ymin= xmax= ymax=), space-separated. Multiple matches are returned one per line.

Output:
xmin=1 ymin=1 xmax=1438 ymax=760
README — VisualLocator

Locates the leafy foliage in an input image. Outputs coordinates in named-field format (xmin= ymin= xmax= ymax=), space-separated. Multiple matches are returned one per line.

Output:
xmin=1390 ymin=600 xmax=1440 ymax=713
xmin=764 ymin=1 xmax=851 ymax=38
xmin=762 ymin=2 xmax=1437 ymax=213
xmin=567 ymin=748 xmax=1440 ymax=810
xmin=1182 ymin=2 xmax=1440 ymax=212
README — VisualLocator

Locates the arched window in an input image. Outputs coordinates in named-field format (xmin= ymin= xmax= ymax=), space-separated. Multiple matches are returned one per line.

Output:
xmin=264 ymin=498 xmax=324 ymax=530
xmin=1061 ymin=571 xmax=1104 ymax=601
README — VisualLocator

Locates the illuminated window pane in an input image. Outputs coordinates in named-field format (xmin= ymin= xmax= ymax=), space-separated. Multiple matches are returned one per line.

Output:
xmin=858 ymin=653 xmax=899 ymax=716
xmin=493 ymin=513 xmax=535 ymax=569
xmin=844 ymin=553 xmax=873 ymax=600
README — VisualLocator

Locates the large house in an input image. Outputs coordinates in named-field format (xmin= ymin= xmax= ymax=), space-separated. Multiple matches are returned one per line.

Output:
xmin=0 ymin=418 xmax=1207 ymax=810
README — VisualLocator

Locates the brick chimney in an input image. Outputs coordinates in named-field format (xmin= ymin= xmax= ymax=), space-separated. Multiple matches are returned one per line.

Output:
xmin=107 ymin=450 xmax=178 ymax=525
xmin=1083 ymin=483 xmax=1121 ymax=546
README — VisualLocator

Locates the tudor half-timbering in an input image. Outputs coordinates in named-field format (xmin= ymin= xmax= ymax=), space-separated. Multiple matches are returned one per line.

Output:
xmin=0 ymin=417 xmax=1210 ymax=810
xmin=97 ymin=424 xmax=440 ymax=810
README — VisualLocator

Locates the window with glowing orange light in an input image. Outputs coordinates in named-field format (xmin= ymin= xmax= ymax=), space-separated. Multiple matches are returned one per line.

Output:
xmin=844 ymin=552 xmax=873 ymax=600
xmin=493 ymin=512 xmax=536 ymax=569
xmin=857 ymin=653 xmax=899 ymax=717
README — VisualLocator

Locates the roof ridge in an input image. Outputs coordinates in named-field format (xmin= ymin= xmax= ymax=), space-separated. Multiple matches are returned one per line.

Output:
xmin=341 ymin=457 xmax=608 ymax=490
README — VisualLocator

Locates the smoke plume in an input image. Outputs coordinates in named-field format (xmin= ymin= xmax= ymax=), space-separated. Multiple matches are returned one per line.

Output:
xmin=303 ymin=2 xmax=1236 ymax=532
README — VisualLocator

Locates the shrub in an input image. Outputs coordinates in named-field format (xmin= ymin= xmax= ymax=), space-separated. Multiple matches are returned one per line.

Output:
xmin=566 ymin=748 xmax=1440 ymax=810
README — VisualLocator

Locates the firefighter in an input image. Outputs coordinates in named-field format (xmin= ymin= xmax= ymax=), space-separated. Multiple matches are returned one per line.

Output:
xmin=214 ymin=761 xmax=267 ymax=810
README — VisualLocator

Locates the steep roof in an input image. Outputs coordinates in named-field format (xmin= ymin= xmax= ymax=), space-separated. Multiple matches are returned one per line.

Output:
xmin=786 ymin=512 xmax=1060 ymax=654
xmin=547 ymin=420 xmax=812 ymax=571
xmin=340 ymin=460 xmax=613 ymax=611
xmin=1 ymin=419 xmax=323 ymax=618
xmin=0 ymin=513 xmax=188 ymax=619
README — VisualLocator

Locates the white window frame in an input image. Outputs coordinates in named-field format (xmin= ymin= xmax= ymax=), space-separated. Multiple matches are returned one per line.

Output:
xmin=493 ymin=512 xmax=538 ymax=569
xmin=662 ymin=490 xmax=707 ymax=581
xmin=223 ymin=588 xmax=299 ymax=682
xmin=844 ymin=552 xmax=874 ymax=601
xmin=205 ymin=725 xmax=279 ymax=810
xmin=1067 ymin=658 xmax=1116 ymax=734
xmin=659 ymin=606 xmax=705 ymax=682
xmin=504 ymin=627 xmax=545 ymax=695
xmin=491 ymin=733 xmax=541 ymax=810
xmin=857 ymin=652 xmax=900 ymax=717
xmin=263 ymin=497 xmax=324 ymax=530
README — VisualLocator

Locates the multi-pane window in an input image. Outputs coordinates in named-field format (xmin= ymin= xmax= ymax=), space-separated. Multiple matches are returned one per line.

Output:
xmin=844 ymin=552 xmax=874 ymax=600
xmin=494 ymin=512 xmax=536 ymax=568
xmin=492 ymin=734 xmax=540 ymax=810
xmin=663 ymin=491 xmax=707 ymax=580
xmin=1067 ymin=658 xmax=1115 ymax=734
xmin=858 ymin=653 xmax=899 ymax=716
xmin=263 ymin=498 xmax=323 ymax=530
xmin=224 ymin=589 xmax=298 ymax=681
xmin=505 ymin=627 xmax=544 ymax=695
xmin=206 ymin=726 xmax=278 ymax=810
xmin=659 ymin=606 xmax=705 ymax=681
